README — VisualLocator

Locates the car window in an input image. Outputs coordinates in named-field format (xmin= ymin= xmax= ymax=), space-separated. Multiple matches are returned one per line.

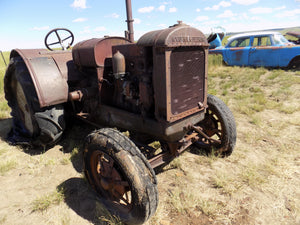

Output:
xmin=273 ymin=34 xmax=290 ymax=45
xmin=228 ymin=37 xmax=250 ymax=47
xmin=228 ymin=40 xmax=238 ymax=47
xmin=252 ymin=36 xmax=272 ymax=47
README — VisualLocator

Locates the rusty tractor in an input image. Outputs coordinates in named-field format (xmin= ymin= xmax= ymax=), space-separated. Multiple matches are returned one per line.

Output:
xmin=4 ymin=0 xmax=236 ymax=224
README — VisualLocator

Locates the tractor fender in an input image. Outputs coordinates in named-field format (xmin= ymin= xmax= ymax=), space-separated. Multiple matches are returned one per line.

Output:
xmin=10 ymin=49 xmax=72 ymax=108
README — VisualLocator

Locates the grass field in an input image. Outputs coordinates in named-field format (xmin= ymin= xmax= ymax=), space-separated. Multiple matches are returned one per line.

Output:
xmin=0 ymin=52 xmax=299 ymax=225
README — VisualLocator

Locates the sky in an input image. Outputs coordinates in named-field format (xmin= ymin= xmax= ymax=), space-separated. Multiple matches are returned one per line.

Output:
xmin=0 ymin=0 xmax=300 ymax=51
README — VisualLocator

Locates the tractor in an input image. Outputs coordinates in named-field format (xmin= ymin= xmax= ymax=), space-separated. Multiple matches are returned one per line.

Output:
xmin=4 ymin=0 xmax=236 ymax=224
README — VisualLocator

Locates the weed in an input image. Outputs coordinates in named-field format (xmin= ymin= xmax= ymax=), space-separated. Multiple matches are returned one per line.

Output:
xmin=96 ymin=202 xmax=123 ymax=225
xmin=0 ymin=215 xmax=7 ymax=224
xmin=60 ymin=157 xmax=70 ymax=165
xmin=70 ymin=147 xmax=79 ymax=161
xmin=196 ymin=199 xmax=221 ymax=218
xmin=249 ymin=114 xmax=262 ymax=126
xmin=0 ymin=51 xmax=10 ymax=119
xmin=31 ymin=188 xmax=64 ymax=212
xmin=208 ymin=54 xmax=224 ymax=67
xmin=167 ymin=188 xmax=197 ymax=214
xmin=279 ymin=105 xmax=299 ymax=114
xmin=0 ymin=160 xmax=17 ymax=175
xmin=239 ymin=164 xmax=266 ymax=187
xmin=168 ymin=158 xmax=182 ymax=170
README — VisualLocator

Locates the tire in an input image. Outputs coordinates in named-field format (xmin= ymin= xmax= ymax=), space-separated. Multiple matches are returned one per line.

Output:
xmin=288 ymin=56 xmax=300 ymax=70
xmin=83 ymin=128 xmax=158 ymax=225
xmin=4 ymin=57 xmax=65 ymax=147
xmin=193 ymin=94 xmax=236 ymax=157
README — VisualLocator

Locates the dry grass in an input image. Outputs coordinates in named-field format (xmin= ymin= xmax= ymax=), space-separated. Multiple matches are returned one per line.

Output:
xmin=31 ymin=188 xmax=65 ymax=212
xmin=0 ymin=54 xmax=299 ymax=225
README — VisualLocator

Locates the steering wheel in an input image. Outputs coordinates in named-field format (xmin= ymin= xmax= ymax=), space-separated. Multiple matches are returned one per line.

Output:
xmin=44 ymin=28 xmax=74 ymax=51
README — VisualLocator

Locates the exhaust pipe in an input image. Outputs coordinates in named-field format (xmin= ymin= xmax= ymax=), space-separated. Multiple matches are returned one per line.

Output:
xmin=125 ymin=0 xmax=134 ymax=42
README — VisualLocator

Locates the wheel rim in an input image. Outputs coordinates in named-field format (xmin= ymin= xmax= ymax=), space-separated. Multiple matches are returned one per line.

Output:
xmin=199 ymin=108 xmax=223 ymax=147
xmin=90 ymin=150 xmax=132 ymax=212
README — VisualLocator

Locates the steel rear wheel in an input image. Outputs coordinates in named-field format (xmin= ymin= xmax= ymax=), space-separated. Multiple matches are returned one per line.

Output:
xmin=84 ymin=128 xmax=158 ymax=225
xmin=4 ymin=57 xmax=65 ymax=146
xmin=194 ymin=94 xmax=236 ymax=157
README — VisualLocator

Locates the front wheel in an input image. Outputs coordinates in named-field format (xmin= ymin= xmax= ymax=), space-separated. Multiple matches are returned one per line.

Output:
xmin=193 ymin=94 xmax=236 ymax=157
xmin=83 ymin=128 xmax=158 ymax=225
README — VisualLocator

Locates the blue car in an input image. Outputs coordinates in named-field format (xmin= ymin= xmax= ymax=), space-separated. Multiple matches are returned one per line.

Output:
xmin=209 ymin=31 xmax=300 ymax=69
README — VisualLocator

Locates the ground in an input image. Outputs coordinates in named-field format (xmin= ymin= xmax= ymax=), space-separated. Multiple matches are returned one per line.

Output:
xmin=0 ymin=66 xmax=299 ymax=225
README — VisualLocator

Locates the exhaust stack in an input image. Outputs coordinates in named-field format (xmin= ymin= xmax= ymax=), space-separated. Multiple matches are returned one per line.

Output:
xmin=125 ymin=0 xmax=134 ymax=42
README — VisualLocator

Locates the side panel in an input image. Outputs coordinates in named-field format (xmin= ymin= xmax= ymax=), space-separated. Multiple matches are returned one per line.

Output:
xmin=224 ymin=47 xmax=250 ymax=66
xmin=249 ymin=46 xmax=300 ymax=67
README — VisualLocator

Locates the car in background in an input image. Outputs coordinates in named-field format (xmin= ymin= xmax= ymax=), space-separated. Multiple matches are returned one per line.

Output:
xmin=285 ymin=31 xmax=300 ymax=45
xmin=209 ymin=31 xmax=300 ymax=69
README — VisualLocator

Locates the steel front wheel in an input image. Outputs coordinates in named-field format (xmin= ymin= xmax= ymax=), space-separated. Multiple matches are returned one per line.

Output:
xmin=194 ymin=94 xmax=236 ymax=156
xmin=83 ymin=128 xmax=158 ymax=225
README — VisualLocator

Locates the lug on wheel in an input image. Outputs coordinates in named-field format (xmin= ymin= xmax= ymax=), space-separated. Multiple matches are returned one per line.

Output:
xmin=84 ymin=128 xmax=158 ymax=225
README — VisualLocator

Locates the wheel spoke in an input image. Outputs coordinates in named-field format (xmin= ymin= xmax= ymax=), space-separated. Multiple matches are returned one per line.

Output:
xmin=107 ymin=158 xmax=114 ymax=176
xmin=62 ymin=35 xmax=73 ymax=42
xmin=113 ymin=189 xmax=131 ymax=205
xmin=48 ymin=41 xmax=61 ymax=46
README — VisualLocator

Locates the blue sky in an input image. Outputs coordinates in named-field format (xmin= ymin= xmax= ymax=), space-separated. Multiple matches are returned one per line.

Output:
xmin=0 ymin=0 xmax=300 ymax=51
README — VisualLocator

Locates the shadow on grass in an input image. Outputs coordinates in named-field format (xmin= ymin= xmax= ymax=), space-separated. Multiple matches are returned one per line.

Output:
xmin=0 ymin=118 xmax=120 ymax=224
xmin=0 ymin=118 xmax=12 ymax=141
xmin=58 ymin=177 xmax=119 ymax=225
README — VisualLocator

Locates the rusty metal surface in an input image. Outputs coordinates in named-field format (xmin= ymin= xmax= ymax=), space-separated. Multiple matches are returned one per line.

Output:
xmin=137 ymin=22 xmax=209 ymax=47
xmin=125 ymin=0 xmax=134 ymax=42
xmin=72 ymin=37 xmax=130 ymax=67
xmin=148 ymin=131 xmax=200 ymax=168
xmin=152 ymin=48 xmax=208 ymax=122
xmin=170 ymin=48 xmax=206 ymax=115
xmin=10 ymin=49 xmax=72 ymax=107
xmin=81 ymin=104 xmax=205 ymax=142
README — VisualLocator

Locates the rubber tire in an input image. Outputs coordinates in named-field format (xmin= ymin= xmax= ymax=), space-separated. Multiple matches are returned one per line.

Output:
xmin=83 ymin=128 xmax=158 ymax=225
xmin=4 ymin=57 xmax=65 ymax=147
xmin=194 ymin=94 xmax=236 ymax=157
xmin=288 ymin=56 xmax=300 ymax=70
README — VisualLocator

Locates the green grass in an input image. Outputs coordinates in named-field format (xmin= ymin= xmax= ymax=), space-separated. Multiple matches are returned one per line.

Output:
xmin=0 ymin=51 xmax=10 ymax=119
xmin=207 ymin=55 xmax=300 ymax=121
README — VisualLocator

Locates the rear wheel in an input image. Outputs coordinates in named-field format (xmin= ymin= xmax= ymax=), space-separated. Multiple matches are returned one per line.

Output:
xmin=83 ymin=128 xmax=158 ymax=225
xmin=288 ymin=56 xmax=300 ymax=70
xmin=193 ymin=94 xmax=236 ymax=156
xmin=4 ymin=57 xmax=65 ymax=146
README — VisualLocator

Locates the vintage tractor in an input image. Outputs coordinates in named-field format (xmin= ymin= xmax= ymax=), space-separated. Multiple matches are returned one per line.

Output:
xmin=4 ymin=0 xmax=236 ymax=224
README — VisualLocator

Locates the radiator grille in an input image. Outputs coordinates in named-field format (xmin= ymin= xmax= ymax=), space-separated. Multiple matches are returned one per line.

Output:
xmin=170 ymin=48 xmax=205 ymax=115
